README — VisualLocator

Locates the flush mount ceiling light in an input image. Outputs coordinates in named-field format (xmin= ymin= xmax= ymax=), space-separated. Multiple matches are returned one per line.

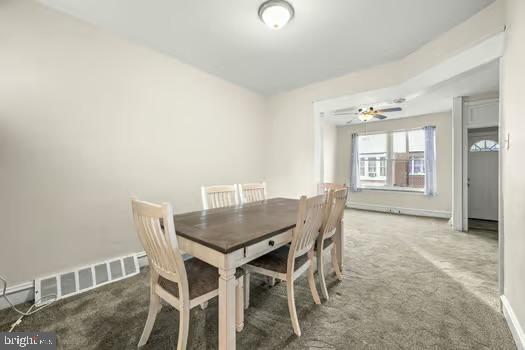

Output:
xmin=258 ymin=0 xmax=294 ymax=30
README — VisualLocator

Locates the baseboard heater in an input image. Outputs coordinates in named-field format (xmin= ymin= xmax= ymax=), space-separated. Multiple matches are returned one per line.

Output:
xmin=34 ymin=254 xmax=140 ymax=306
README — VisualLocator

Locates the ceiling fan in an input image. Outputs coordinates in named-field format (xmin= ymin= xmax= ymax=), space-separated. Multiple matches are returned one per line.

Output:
xmin=329 ymin=106 xmax=403 ymax=124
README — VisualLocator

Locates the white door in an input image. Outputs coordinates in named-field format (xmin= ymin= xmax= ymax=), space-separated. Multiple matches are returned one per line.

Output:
xmin=468 ymin=131 xmax=499 ymax=221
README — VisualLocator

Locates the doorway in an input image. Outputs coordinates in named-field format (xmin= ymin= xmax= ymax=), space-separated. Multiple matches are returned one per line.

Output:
xmin=468 ymin=127 xmax=499 ymax=230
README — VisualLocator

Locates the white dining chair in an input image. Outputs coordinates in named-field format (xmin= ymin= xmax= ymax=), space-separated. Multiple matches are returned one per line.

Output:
xmin=317 ymin=182 xmax=346 ymax=194
xmin=238 ymin=182 xmax=267 ymax=204
xmin=131 ymin=198 xmax=245 ymax=349
xmin=238 ymin=182 xmax=273 ymax=287
xmin=316 ymin=188 xmax=347 ymax=300
xmin=244 ymin=194 xmax=325 ymax=336
xmin=201 ymin=184 xmax=239 ymax=210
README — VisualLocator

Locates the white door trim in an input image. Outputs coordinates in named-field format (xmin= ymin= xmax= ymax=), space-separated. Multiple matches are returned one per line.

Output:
xmin=452 ymin=97 xmax=463 ymax=231
xmin=313 ymin=103 xmax=323 ymax=189
xmin=454 ymin=96 xmax=500 ymax=232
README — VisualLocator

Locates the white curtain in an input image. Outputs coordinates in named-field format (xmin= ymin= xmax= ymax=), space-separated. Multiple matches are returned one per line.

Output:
xmin=350 ymin=133 xmax=361 ymax=192
xmin=424 ymin=126 xmax=437 ymax=196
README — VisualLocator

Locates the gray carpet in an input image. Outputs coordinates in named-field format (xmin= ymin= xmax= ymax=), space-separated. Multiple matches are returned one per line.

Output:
xmin=0 ymin=210 xmax=516 ymax=349
xmin=469 ymin=219 xmax=498 ymax=232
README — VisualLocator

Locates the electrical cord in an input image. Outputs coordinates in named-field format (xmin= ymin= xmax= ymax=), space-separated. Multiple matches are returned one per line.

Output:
xmin=0 ymin=275 xmax=56 ymax=332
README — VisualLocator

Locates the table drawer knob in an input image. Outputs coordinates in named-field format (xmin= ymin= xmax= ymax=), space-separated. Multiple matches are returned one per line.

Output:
xmin=268 ymin=240 xmax=275 ymax=247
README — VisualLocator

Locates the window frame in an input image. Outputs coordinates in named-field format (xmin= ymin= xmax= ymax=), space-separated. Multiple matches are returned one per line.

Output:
xmin=357 ymin=128 xmax=426 ymax=193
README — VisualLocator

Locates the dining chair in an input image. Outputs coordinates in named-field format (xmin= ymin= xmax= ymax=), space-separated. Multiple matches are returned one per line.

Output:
xmin=317 ymin=182 xmax=346 ymax=194
xmin=238 ymin=182 xmax=267 ymax=204
xmin=238 ymin=182 xmax=275 ymax=288
xmin=316 ymin=188 xmax=348 ymax=300
xmin=131 ymin=198 xmax=245 ymax=349
xmin=245 ymin=194 xmax=325 ymax=336
xmin=201 ymin=184 xmax=239 ymax=210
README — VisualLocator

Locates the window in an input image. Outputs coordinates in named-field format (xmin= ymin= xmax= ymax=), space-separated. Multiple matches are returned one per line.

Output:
xmin=409 ymin=157 xmax=425 ymax=175
xmin=357 ymin=129 xmax=426 ymax=191
xmin=358 ymin=133 xmax=387 ymax=187
xmin=470 ymin=139 xmax=499 ymax=152
xmin=379 ymin=157 xmax=386 ymax=177
xmin=368 ymin=158 xmax=377 ymax=177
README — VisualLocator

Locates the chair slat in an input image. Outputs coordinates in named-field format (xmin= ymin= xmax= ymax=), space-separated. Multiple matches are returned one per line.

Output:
xmin=321 ymin=188 xmax=348 ymax=239
xmin=201 ymin=184 xmax=239 ymax=209
xmin=292 ymin=194 xmax=326 ymax=258
xmin=318 ymin=182 xmax=346 ymax=195
xmin=239 ymin=182 xmax=267 ymax=204
xmin=132 ymin=199 xmax=184 ymax=282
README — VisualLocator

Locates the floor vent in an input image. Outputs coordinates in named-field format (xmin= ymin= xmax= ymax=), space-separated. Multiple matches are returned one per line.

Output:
xmin=34 ymin=254 xmax=140 ymax=306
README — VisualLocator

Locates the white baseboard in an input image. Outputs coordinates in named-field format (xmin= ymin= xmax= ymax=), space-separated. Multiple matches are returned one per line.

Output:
xmin=346 ymin=202 xmax=451 ymax=219
xmin=0 ymin=250 xmax=191 ymax=310
xmin=137 ymin=251 xmax=148 ymax=268
xmin=1 ymin=251 xmax=150 ymax=311
xmin=0 ymin=281 xmax=35 ymax=310
xmin=501 ymin=295 xmax=525 ymax=350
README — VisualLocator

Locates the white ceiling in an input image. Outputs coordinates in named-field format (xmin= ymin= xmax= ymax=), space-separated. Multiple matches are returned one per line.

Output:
xmin=40 ymin=0 xmax=495 ymax=95
xmin=325 ymin=60 xmax=500 ymax=126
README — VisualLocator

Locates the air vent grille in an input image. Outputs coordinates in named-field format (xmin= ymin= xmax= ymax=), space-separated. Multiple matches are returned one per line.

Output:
xmin=34 ymin=254 xmax=139 ymax=305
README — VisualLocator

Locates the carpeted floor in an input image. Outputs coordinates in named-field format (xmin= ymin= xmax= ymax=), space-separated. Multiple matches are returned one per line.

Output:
xmin=0 ymin=210 xmax=516 ymax=349
xmin=469 ymin=219 xmax=498 ymax=232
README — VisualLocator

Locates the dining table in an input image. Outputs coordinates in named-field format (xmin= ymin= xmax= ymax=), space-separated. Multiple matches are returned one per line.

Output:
xmin=173 ymin=197 xmax=344 ymax=350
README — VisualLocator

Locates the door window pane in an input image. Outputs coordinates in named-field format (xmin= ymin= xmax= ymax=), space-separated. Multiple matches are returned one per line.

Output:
xmin=470 ymin=139 xmax=499 ymax=152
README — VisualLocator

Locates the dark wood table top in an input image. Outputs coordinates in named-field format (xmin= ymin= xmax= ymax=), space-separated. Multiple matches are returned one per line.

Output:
xmin=173 ymin=198 xmax=299 ymax=254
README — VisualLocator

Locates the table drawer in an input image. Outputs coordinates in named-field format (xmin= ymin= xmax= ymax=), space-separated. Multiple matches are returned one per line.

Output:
xmin=244 ymin=230 xmax=292 ymax=258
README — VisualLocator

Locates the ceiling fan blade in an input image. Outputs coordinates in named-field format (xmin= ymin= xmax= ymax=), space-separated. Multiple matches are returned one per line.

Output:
xmin=374 ymin=114 xmax=388 ymax=120
xmin=346 ymin=118 xmax=357 ymax=125
xmin=331 ymin=112 xmax=358 ymax=117
xmin=376 ymin=107 xmax=402 ymax=113
xmin=334 ymin=107 xmax=358 ymax=114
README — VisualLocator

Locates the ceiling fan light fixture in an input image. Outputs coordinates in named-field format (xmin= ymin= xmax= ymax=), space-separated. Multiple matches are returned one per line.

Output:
xmin=258 ymin=0 xmax=294 ymax=30
xmin=358 ymin=114 xmax=374 ymax=122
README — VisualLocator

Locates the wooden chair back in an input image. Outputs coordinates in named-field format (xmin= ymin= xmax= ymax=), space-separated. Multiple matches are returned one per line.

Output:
xmin=318 ymin=182 xmax=346 ymax=194
xmin=321 ymin=188 xmax=348 ymax=240
xmin=290 ymin=194 xmax=326 ymax=259
xmin=201 ymin=185 xmax=239 ymax=210
xmin=131 ymin=199 xmax=187 ymax=285
xmin=239 ymin=182 xmax=267 ymax=204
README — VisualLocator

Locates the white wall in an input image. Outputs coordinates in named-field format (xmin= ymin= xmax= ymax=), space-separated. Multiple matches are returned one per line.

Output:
xmin=0 ymin=0 xmax=267 ymax=285
xmin=334 ymin=113 xmax=452 ymax=215
xmin=501 ymin=0 xmax=525 ymax=345
xmin=264 ymin=1 xmax=505 ymax=199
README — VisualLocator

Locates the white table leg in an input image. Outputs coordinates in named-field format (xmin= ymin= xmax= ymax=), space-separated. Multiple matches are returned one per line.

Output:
xmin=219 ymin=268 xmax=237 ymax=350
xmin=335 ymin=219 xmax=344 ymax=270
xmin=244 ymin=272 xmax=250 ymax=309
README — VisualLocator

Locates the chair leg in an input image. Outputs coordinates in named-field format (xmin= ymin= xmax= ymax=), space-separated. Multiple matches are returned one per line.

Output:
xmin=176 ymin=299 xmax=190 ymax=350
xmin=138 ymin=274 xmax=161 ymax=347
xmin=286 ymin=278 xmax=301 ymax=337
xmin=236 ymin=275 xmax=244 ymax=332
xmin=244 ymin=272 xmax=250 ymax=310
xmin=269 ymin=277 xmax=276 ymax=287
xmin=317 ymin=244 xmax=329 ymax=300
xmin=307 ymin=254 xmax=321 ymax=305
xmin=331 ymin=244 xmax=344 ymax=280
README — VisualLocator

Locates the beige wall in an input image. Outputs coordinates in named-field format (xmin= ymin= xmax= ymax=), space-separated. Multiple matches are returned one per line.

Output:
xmin=334 ymin=113 xmax=452 ymax=214
xmin=0 ymin=0 xmax=267 ymax=284
xmin=322 ymin=121 xmax=337 ymax=183
xmin=501 ymin=0 xmax=525 ymax=339
xmin=265 ymin=1 xmax=505 ymax=199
